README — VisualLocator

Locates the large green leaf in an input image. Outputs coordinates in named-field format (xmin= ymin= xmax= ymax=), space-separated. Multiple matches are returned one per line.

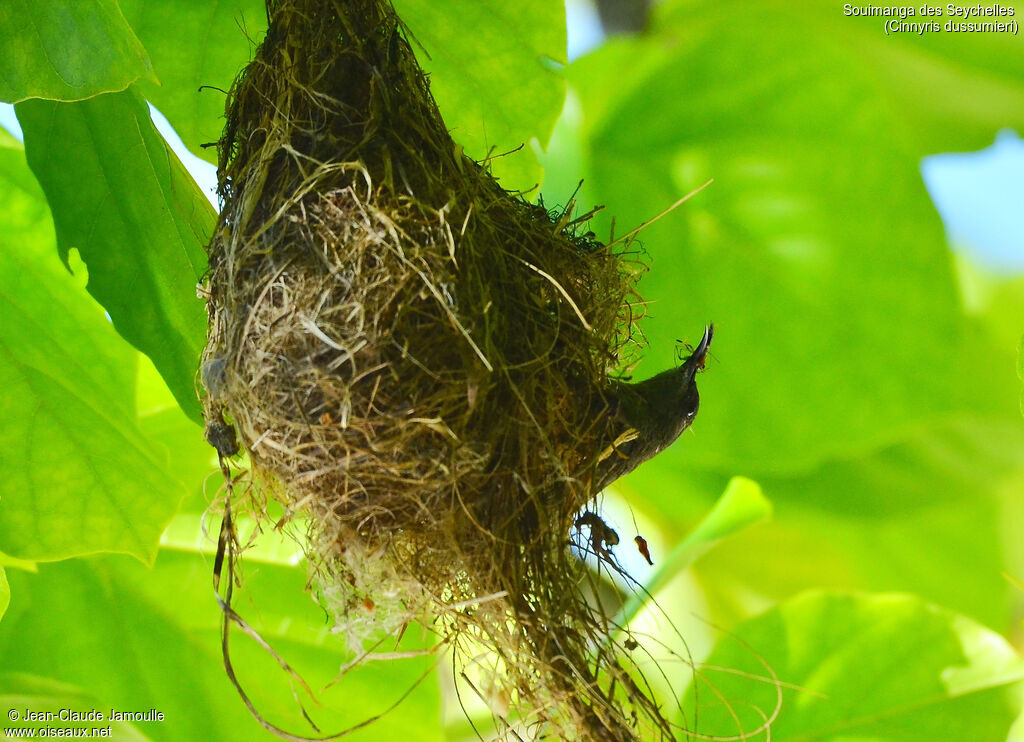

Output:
xmin=16 ymin=89 xmax=215 ymax=423
xmin=682 ymin=591 xmax=1024 ymax=741
xmin=395 ymin=0 xmax=567 ymax=191
xmin=0 ymin=552 xmax=442 ymax=742
xmin=118 ymin=0 xmax=266 ymax=164
xmin=119 ymin=0 xmax=566 ymax=192
xmin=556 ymin=0 xmax=1024 ymax=473
xmin=0 ymin=134 xmax=183 ymax=562
xmin=0 ymin=0 xmax=154 ymax=103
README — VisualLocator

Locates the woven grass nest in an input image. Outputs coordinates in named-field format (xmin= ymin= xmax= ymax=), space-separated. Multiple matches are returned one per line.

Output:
xmin=201 ymin=0 xmax=710 ymax=738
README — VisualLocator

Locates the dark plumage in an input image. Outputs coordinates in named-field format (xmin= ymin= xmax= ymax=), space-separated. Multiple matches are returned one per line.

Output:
xmin=593 ymin=324 xmax=714 ymax=493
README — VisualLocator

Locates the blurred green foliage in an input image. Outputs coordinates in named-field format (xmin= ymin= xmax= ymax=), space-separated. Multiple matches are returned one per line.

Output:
xmin=1 ymin=1 xmax=1022 ymax=740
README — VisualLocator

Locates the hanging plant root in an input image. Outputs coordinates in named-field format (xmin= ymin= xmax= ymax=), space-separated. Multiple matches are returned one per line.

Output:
xmin=201 ymin=0 xmax=689 ymax=738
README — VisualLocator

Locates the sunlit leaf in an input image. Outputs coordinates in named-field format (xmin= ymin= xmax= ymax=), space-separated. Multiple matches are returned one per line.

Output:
xmin=0 ymin=568 xmax=8 ymax=623
xmin=0 ymin=0 xmax=154 ymax=103
xmin=17 ymin=89 xmax=215 ymax=423
xmin=682 ymin=591 xmax=1024 ymax=741
xmin=617 ymin=476 xmax=770 ymax=626
xmin=0 ymin=134 xmax=183 ymax=562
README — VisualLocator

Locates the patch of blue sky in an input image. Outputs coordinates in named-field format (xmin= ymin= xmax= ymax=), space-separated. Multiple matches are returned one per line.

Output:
xmin=921 ymin=130 xmax=1024 ymax=275
xmin=566 ymin=0 xmax=604 ymax=61
xmin=0 ymin=103 xmax=21 ymax=139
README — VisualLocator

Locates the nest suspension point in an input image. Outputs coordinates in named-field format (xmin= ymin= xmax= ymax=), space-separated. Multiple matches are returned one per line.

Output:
xmin=201 ymin=0 xmax=710 ymax=738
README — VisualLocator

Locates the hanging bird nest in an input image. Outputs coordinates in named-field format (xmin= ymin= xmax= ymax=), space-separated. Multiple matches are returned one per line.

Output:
xmin=201 ymin=0 xmax=705 ymax=738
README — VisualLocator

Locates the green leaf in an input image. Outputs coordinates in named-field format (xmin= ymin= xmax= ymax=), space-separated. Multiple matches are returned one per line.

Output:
xmin=394 ymin=0 xmax=567 ymax=192
xmin=0 ymin=567 xmax=8 ymax=623
xmin=0 ymin=674 xmax=151 ymax=740
xmin=0 ymin=133 xmax=183 ymax=562
xmin=0 ymin=0 xmax=154 ymax=103
xmin=617 ymin=476 xmax=770 ymax=626
xmin=118 ymin=0 xmax=266 ymax=164
xmin=682 ymin=591 xmax=1024 ymax=741
xmin=16 ymin=89 xmax=215 ymax=423
xmin=0 ymin=554 xmax=442 ymax=742
xmin=672 ymin=475 xmax=771 ymax=548
xmin=557 ymin=0 xmax=1024 ymax=472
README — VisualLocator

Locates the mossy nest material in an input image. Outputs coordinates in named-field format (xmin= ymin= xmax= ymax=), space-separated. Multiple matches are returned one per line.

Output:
xmin=202 ymin=0 xmax=676 ymax=738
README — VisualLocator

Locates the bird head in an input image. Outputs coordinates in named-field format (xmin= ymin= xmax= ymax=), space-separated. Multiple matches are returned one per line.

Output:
xmin=679 ymin=323 xmax=714 ymax=384
xmin=669 ymin=323 xmax=714 ymax=430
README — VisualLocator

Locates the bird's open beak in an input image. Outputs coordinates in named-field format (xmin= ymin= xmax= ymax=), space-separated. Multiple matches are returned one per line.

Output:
xmin=683 ymin=324 xmax=714 ymax=374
